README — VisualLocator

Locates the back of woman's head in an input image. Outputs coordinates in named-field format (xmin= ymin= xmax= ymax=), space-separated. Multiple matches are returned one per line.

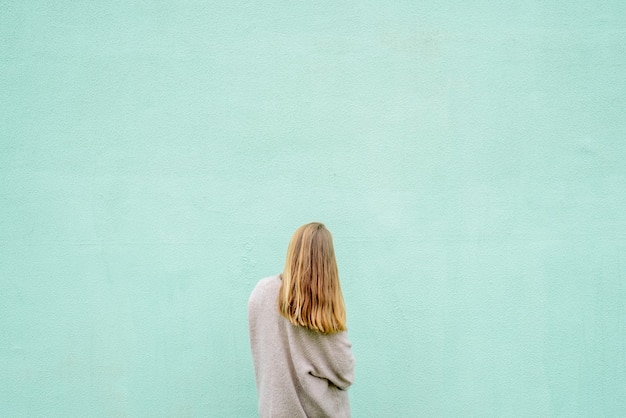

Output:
xmin=278 ymin=222 xmax=347 ymax=334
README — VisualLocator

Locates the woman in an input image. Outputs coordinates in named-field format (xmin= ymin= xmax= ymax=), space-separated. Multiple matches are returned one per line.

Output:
xmin=248 ymin=222 xmax=355 ymax=418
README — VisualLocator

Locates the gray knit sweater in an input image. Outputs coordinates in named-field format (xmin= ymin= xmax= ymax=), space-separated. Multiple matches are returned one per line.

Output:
xmin=248 ymin=275 xmax=355 ymax=418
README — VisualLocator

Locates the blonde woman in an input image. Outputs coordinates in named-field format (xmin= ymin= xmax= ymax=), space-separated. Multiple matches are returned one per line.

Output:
xmin=248 ymin=222 xmax=355 ymax=418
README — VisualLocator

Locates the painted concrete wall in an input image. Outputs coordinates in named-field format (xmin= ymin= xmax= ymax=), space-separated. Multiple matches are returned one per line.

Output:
xmin=2 ymin=2 xmax=625 ymax=417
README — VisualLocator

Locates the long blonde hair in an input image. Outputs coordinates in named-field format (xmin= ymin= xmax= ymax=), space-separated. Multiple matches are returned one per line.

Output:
xmin=278 ymin=222 xmax=347 ymax=334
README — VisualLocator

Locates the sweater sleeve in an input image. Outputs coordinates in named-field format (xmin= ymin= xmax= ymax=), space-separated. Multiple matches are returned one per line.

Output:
xmin=292 ymin=327 xmax=355 ymax=390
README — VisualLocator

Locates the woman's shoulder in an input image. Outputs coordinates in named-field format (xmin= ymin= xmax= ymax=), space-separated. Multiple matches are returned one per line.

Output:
xmin=249 ymin=274 xmax=280 ymax=301
xmin=256 ymin=274 xmax=280 ymax=290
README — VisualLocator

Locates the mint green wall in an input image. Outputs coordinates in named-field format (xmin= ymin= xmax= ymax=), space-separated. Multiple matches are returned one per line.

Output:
xmin=2 ymin=2 xmax=625 ymax=417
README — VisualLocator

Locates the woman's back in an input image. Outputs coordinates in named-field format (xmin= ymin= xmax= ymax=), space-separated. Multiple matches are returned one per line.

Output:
xmin=248 ymin=275 xmax=354 ymax=418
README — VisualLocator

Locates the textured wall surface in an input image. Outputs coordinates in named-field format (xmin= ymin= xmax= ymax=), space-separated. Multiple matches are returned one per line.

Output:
xmin=2 ymin=2 xmax=625 ymax=417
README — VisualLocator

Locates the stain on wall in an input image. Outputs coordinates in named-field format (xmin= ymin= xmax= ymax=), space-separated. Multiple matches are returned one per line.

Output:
xmin=1 ymin=2 xmax=625 ymax=416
